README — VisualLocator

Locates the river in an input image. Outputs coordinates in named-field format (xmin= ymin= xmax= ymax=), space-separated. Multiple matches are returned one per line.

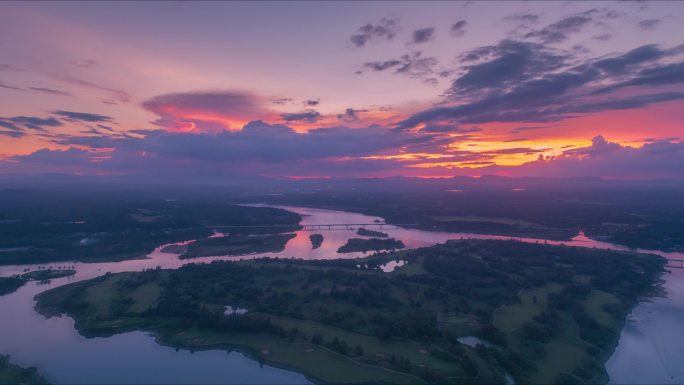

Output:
xmin=0 ymin=205 xmax=682 ymax=384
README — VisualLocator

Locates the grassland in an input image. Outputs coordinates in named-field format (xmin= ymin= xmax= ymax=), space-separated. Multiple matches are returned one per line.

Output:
xmin=37 ymin=240 xmax=664 ymax=384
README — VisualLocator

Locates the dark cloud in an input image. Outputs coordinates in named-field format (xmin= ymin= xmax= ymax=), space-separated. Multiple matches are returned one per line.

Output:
xmin=0 ymin=130 xmax=25 ymax=138
xmin=350 ymin=18 xmax=398 ymax=47
xmin=280 ymin=110 xmax=321 ymax=123
xmin=511 ymin=126 xmax=546 ymax=134
xmin=411 ymin=28 xmax=434 ymax=44
xmin=27 ymin=87 xmax=72 ymax=96
xmin=7 ymin=120 xmax=441 ymax=178
xmin=398 ymin=41 xmax=684 ymax=130
xmin=62 ymin=77 xmax=131 ymax=103
xmin=362 ymin=59 xmax=402 ymax=72
xmin=0 ymin=116 xmax=63 ymax=131
xmin=451 ymin=40 xmax=567 ymax=97
xmin=638 ymin=19 xmax=661 ymax=31
xmin=269 ymin=96 xmax=292 ymax=105
xmin=504 ymin=13 xmax=541 ymax=24
xmin=304 ymin=99 xmax=320 ymax=106
xmin=592 ymin=33 xmax=612 ymax=42
xmin=362 ymin=51 xmax=439 ymax=78
xmin=593 ymin=61 xmax=684 ymax=94
xmin=53 ymin=110 xmax=113 ymax=122
xmin=450 ymin=20 xmax=468 ymax=37
xmin=593 ymin=44 xmax=664 ymax=74
xmin=421 ymin=124 xmax=481 ymax=134
xmin=337 ymin=108 xmax=368 ymax=122
xmin=0 ymin=81 xmax=22 ymax=91
xmin=97 ymin=124 xmax=115 ymax=131
xmin=73 ymin=59 xmax=97 ymax=68
xmin=524 ymin=10 xmax=597 ymax=43
xmin=142 ymin=90 xmax=270 ymax=131
xmin=0 ymin=64 xmax=21 ymax=71
xmin=510 ymin=136 xmax=684 ymax=179
xmin=0 ymin=82 xmax=72 ymax=96
xmin=484 ymin=147 xmax=548 ymax=155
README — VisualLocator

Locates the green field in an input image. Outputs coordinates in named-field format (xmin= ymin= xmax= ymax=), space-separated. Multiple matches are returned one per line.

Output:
xmin=37 ymin=240 xmax=664 ymax=384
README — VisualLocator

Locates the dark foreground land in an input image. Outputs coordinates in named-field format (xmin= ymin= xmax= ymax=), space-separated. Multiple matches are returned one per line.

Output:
xmin=0 ymin=355 xmax=48 ymax=385
xmin=0 ymin=189 xmax=300 ymax=265
xmin=38 ymin=240 xmax=664 ymax=384
xmin=241 ymin=177 xmax=684 ymax=252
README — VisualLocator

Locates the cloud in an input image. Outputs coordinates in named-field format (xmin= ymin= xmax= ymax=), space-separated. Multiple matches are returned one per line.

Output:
xmin=0 ymin=130 xmax=25 ymax=138
xmin=592 ymin=33 xmax=612 ymax=42
xmin=304 ymin=99 xmax=320 ymax=106
xmin=0 ymin=82 xmax=72 ymax=96
xmin=398 ymin=41 xmax=684 ymax=130
xmin=0 ymin=116 xmax=63 ymax=131
xmin=0 ymin=64 xmax=21 ymax=71
xmin=511 ymin=136 xmax=684 ymax=179
xmin=450 ymin=20 xmax=468 ymax=37
xmin=451 ymin=40 xmax=567 ymax=96
xmin=420 ymin=124 xmax=481 ymax=134
xmin=411 ymin=28 xmax=434 ymax=44
xmin=0 ymin=81 xmax=22 ymax=91
xmin=350 ymin=18 xmax=398 ymax=47
xmin=638 ymin=19 xmax=661 ymax=31
xmin=72 ymin=59 xmax=97 ymax=68
xmin=269 ymin=96 xmax=292 ymax=105
xmin=142 ymin=90 xmax=273 ymax=132
xmin=53 ymin=110 xmax=113 ymax=122
xmin=336 ymin=108 xmax=368 ymax=122
xmin=61 ymin=77 xmax=131 ymax=104
xmin=3 ymin=120 xmax=443 ymax=178
xmin=524 ymin=10 xmax=597 ymax=43
xmin=593 ymin=44 xmax=664 ymax=74
xmin=504 ymin=13 xmax=541 ymax=24
xmin=27 ymin=87 xmax=73 ymax=96
xmin=280 ymin=110 xmax=321 ymax=123
xmin=361 ymin=51 xmax=439 ymax=78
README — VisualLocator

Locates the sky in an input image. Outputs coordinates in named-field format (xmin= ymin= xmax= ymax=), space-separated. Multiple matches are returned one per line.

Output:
xmin=1 ymin=1 xmax=683 ymax=180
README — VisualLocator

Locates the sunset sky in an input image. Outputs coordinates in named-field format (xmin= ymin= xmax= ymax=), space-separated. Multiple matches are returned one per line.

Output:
xmin=1 ymin=1 xmax=683 ymax=179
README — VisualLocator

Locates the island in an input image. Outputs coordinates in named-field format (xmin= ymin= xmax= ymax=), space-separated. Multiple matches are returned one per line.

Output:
xmin=337 ymin=238 xmax=405 ymax=253
xmin=356 ymin=228 xmax=388 ymax=238
xmin=180 ymin=233 xmax=296 ymax=259
xmin=0 ymin=354 xmax=48 ymax=384
xmin=309 ymin=234 xmax=324 ymax=249
xmin=21 ymin=269 xmax=76 ymax=281
xmin=1 ymin=269 xmax=76 ymax=297
xmin=37 ymin=240 xmax=664 ymax=384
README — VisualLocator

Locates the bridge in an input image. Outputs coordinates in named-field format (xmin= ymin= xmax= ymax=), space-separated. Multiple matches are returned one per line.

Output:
xmin=211 ymin=223 xmax=418 ymax=231
xmin=667 ymin=259 xmax=684 ymax=269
